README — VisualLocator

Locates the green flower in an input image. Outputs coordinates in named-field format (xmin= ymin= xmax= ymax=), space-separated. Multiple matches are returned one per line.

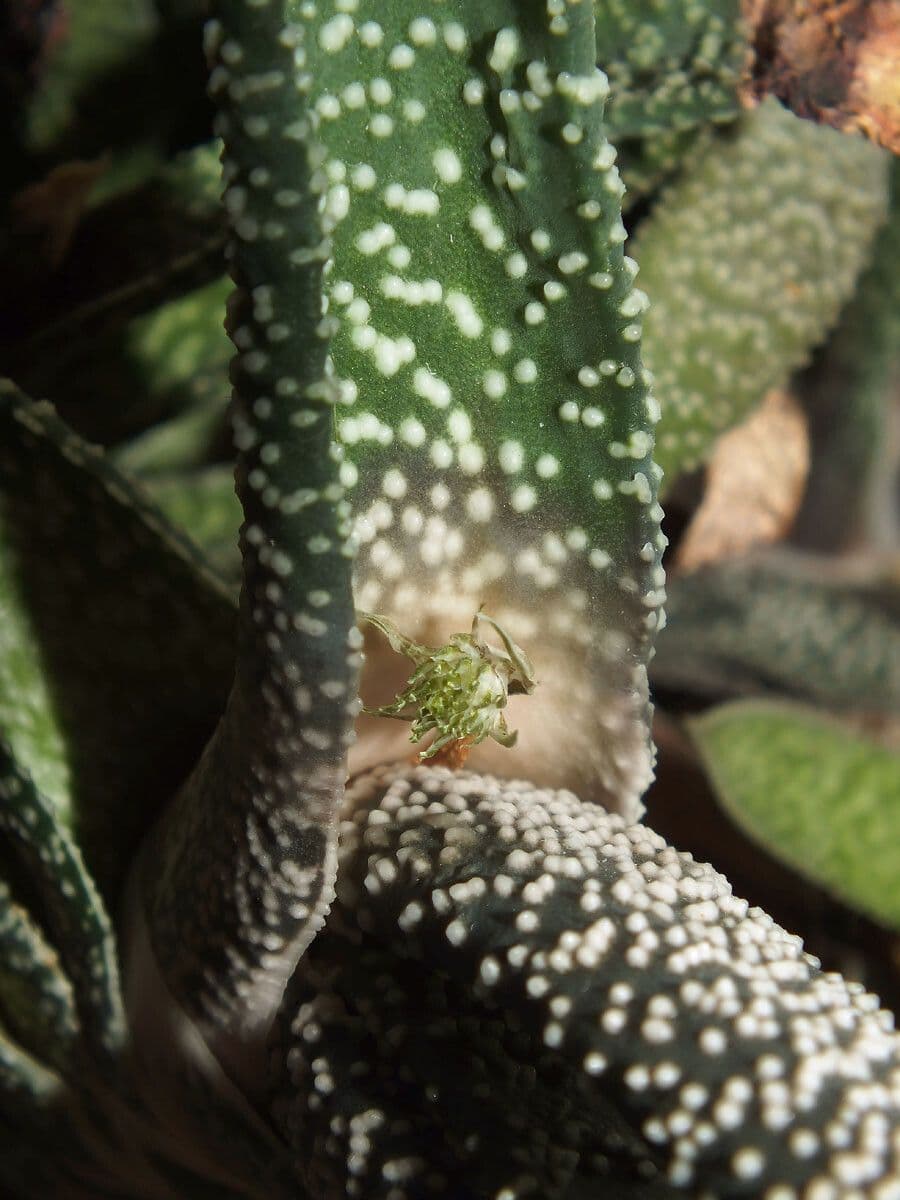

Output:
xmin=362 ymin=610 xmax=536 ymax=759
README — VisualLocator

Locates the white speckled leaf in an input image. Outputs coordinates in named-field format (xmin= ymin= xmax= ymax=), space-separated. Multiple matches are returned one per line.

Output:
xmin=594 ymin=0 xmax=744 ymax=140
xmin=0 ymin=743 xmax=125 ymax=1064
xmin=298 ymin=0 xmax=664 ymax=813
xmin=635 ymin=99 xmax=890 ymax=487
xmin=691 ymin=701 xmax=900 ymax=931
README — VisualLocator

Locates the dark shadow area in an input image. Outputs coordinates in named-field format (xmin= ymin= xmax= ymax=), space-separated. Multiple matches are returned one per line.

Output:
xmin=0 ymin=392 xmax=236 ymax=903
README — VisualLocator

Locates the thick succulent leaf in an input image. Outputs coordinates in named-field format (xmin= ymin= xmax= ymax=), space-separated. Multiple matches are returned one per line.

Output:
xmin=691 ymin=700 xmax=900 ymax=931
xmin=299 ymin=0 xmax=664 ymax=814
xmin=651 ymin=551 xmax=900 ymax=712
xmin=595 ymin=0 xmax=745 ymax=138
xmin=273 ymin=762 xmax=900 ymax=1196
xmin=0 ymin=380 xmax=236 ymax=898
xmin=794 ymin=156 xmax=900 ymax=552
xmin=140 ymin=0 xmax=364 ymax=1046
xmin=0 ymin=742 xmax=125 ymax=1063
xmin=0 ymin=879 xmax=80 ymax=1075
xmin=634 ymin=98 xmax=889 ymax=487
xmin=594 ymin=0 xmax=746 ymax=201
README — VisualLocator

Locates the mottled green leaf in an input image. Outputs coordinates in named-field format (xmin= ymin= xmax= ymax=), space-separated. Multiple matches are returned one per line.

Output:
xmin=691 ymin=700 xmax=900 ymax=930
xmin=651 ymin=551 xmax=900 ymax=712
xmin=0 ymin=535 xmax=72 ymax=823
xmin=109 ymin=278 xmax=233 ymax=473
xmin=634 ymin=99 xmax=889 ymax=486
xmin=0 ymin=743 xmax=124 ymax=1063
xmin=22 ymin=0 xmax=208 ymax=174
xmin=295 ymin=0 xmax=665 ymax=812
xmin=0 ymin=381 xmax=236 ymax=898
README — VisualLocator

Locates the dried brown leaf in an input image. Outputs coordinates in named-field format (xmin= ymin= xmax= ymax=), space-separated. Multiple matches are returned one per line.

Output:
xmin=676 ymin=389 xmax=810 ymax=572
xmin=741 ymin=0 xmax=900 ymax=154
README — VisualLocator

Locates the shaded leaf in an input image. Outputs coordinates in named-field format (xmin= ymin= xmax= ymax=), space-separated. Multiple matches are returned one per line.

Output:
xmin=2 ymin=146 xmax=227 ymax=414
xmin=18 ymin=0 xmax=210 ymax=182
xmin=10 ymin=155 xmax=108 ymax=267
xmin=0 ymin=1024 xmax=64 ymax=1113
xmin=651 ymin=550 xmax=900 ymax=712
xmin=691 ymin=699 xmax=900 ymax=930
xmin=634 ymin=97 xmax=889 ymax=486
xmin=23 ymin=0 xmax=158 ymax=152
xmin=143 ymin=465 xmax=242 ymax=580
xmin=0 ymin=380 xmax=236 ymax=899
xmin=676 ymin=388 xmax=809 ymax=572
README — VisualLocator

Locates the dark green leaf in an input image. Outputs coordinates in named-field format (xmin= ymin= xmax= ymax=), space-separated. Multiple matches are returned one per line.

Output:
xmin=652 ymin=551 xmax=900 ymax=713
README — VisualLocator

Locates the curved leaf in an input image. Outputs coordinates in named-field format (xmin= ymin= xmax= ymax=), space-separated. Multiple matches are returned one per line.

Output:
xmin=0 ymin=879 xmax=80 ymax=1075
xmin=0 ymin=743 xmax=125 ymax=1063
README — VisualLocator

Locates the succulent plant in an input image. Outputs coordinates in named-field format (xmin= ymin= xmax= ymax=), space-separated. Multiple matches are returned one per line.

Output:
xmin=1 ymin=2 xmax=899 ymax=1198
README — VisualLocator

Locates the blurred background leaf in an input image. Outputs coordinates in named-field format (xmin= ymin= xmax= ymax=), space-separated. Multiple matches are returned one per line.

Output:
xmin=691 ymin=699 xmax=900 ymax=931
xmin=652 ymin=550 xmax=900 ymax=713
xmin=634 ymin=98 xmax=889 ymax=487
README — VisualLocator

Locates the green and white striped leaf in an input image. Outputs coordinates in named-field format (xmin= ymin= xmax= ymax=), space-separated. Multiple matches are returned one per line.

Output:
xmin=297 ymin=0 xmax=665 ymax=812
xmin=634 ymin=99 xmax=889 ymax=487
xmin=0 ymin=381 xmax=236 ymax=899
xmin=691 ymin=700 xmax=900 ymax=931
